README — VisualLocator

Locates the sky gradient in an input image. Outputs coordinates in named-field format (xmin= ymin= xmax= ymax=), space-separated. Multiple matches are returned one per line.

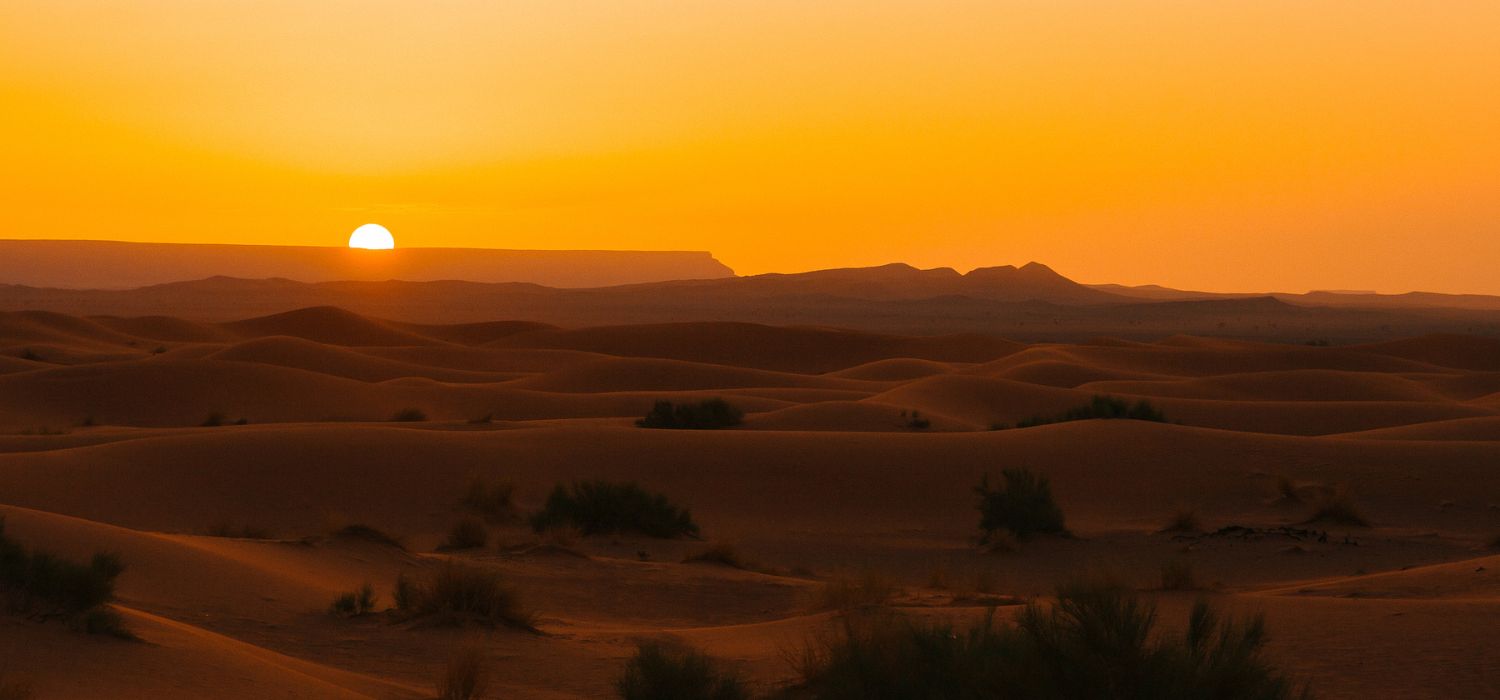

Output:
xmin=3 ymin=1 xmax=1498 ymax=293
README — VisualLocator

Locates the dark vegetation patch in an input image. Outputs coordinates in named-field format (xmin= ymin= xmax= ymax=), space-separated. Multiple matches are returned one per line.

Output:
xmin=1009 ymin=395 xmax=1167 ymax=429
xmin=0 ymin=517 xmax=131 ymax=638
xmin=976 ymin=468 xmax=1066 ymax=539
xmin=637 ymin=399 xmax=743 ymax=430
xmin=530 ymin=481 xmax=699 ymax=539
xmin=439 ymin=517 xmax=489 ymax=551
xmin=618 ymin=642 xmax=748 ymax=700
xmin=329 ymin=582 xmax=377 ymax=616
xmin=391 ymin=407 xmax=428 ymax=422
xmin=793 ymin=582 xmax=1307 ymax=699
xmin=393 ymin=563 xmax=535 ymax=631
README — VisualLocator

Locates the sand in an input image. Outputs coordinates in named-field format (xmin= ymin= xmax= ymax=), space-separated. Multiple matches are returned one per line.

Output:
xmin=2 ymin=307 xmax=1500 ymax=698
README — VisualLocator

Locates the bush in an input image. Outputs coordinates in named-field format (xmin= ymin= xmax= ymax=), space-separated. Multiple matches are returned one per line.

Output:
xmin=976 ymin=469 xmax=1066 ymax=539
xmin=397 ymin=563 xmax=534 ymax=630
xmin=392 ymin=407 xmax=428 ymax=422
xmin=462 ymin=477 xmax=517 ymax=524
xmin=200 ymin=412 xmax=227 ymax=427
xmin=530 ymin=481 xmax=699 ymax=539
xmin=437 ymin=641 xmax=492 ymax=700
xmin=636 ymin=399 xmax=743 ymax=430
xmin=618 ymin=642 xmax=748 ymax=700
xmin=440 ymin=518 xmax=490 ymax=551
xmin=330 ymin=582 xmax=377 ymax=616
xmin=900 ymin=410 xmax=931 ymax=431
xmin=795 ymin=582 xmax=1306 ymax=699
xmin=1016 ymin=395 xmax=1167 ymax=428
xmin=0 ymin=517 xmax=129 ymax=637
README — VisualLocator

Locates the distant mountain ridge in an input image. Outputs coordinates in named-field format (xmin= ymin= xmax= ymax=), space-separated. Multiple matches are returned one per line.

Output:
xmin=0 ymin=239 xmax=734 ymax=289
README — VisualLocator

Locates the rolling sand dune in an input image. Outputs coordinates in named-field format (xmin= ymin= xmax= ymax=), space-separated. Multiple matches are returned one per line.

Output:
xmin=4 ymin=306 xmax=1500 ymax=697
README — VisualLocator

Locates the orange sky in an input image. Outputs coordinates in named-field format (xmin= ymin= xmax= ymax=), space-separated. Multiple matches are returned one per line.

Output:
xmin=2 ymin=1 xmax=1498 ymax=293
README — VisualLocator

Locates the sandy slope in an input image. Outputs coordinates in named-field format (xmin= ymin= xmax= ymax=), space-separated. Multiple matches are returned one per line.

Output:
xmin=3 ymin=308 xmax=1500 ymax=697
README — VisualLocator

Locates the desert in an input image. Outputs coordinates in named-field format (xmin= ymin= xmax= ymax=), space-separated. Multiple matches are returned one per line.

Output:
xmin=3 ymin=277 xmax=1500 ymax=697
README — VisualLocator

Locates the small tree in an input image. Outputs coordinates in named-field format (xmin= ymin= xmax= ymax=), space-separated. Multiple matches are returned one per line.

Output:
xmin=976 ymin=468 xmax=1066 ymax=538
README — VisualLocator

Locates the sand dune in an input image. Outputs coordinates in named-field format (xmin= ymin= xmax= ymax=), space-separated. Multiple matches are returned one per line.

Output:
xmin=4 ymin=307 xmax=1500 ymax=697
xmin=221 ymin=306 xmax=441 ymax=347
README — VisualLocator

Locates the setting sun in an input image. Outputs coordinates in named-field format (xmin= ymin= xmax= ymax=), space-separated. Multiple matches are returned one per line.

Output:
xmin=348 ymin=224 xmax=394 ymax=250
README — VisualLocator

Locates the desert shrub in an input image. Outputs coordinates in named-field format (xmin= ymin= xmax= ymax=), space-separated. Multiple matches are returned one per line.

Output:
xmin=392 ymin=407 xmax=428 ymax=422
xmin=200 ymin=412 xmax=228 ymax=427
xmin=0 ymin=518 xmax=129 ymax=637
xmin=900 ymin=410 xmax=931 ymax=431
xmin=331 ymin=524 xmax=406 ymax=549
xmin=1303 ymin=489 xmax=1368 ymax=527
xmin=683 ymin=543 xmax=747 ymax=569
xmin=976 ymin=468 xmax=1066 ymax=538
xmin=530 ymin=481 xmax=699 ymax=539
xmin=440 ymin=518 xmax=490 ymax=551
xmin=437 ymin=641 xmax=492 ymax=700
xmin=398 ymin=562 xmax=534 ymax=630
xmin=1016 ymin=395 xmax=1167 ymax=428
xmin=636 ymin=399 xmax=743 ymax=430
xmin=618 ymin=641 xmax=748 ymax=700
xmin=1161 ymin=560 xmax=1200 ymax=591
xmin=330 ymin=582 xmax=377 ymax=616
xmin=815 ymin=570 xmax=897 ymax=612
xmin=795 ymin=582 xmax=1305 ymax=699
xmin=1161 ymin=508 xmax=1202 ymax=534
xmin=462 ymin=477 xmax=517 ymax=524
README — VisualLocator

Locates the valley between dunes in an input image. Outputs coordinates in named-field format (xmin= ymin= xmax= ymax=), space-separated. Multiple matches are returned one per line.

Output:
xmin=3 ymin=306 xmax=1500 ymax=698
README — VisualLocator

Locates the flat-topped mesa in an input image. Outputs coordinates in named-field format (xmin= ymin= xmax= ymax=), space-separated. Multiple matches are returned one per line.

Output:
xmin=0 ymin=240 xmax=735 ymax=289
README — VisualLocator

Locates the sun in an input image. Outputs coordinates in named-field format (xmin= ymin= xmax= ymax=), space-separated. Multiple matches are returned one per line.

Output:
xmin=348 ymin=223 xmax=395 ymax=250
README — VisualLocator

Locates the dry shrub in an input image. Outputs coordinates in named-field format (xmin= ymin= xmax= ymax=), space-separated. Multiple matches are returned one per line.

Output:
xmin=794 ymin=582 xmax=1307 ymax=699
xmin=436 ymin=640 xmax=492 ymax=700
xmin=329 ymin=582 xmax=377 ymax=616
xmin=440 ymin=517 xmax=490 ymax=551
xmin=618 ymin=641 xmax=747 ymax=700
xmin=395 ymin=563 xmax=535 ymax=631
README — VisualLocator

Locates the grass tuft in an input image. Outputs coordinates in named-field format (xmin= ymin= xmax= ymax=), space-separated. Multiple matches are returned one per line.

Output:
xmin=396 ymin=563 xmax=535 ymax=631
xmin=440 ymin=517 xmax=490 ymax=551
xmin=618 ymin=641 xmax=748 ymax=700
xmin=436 ymin=640 xmax=492 ymax=700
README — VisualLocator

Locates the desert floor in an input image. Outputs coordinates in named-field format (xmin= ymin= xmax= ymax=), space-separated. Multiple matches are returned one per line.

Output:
xmin=3 ymin=307 xmax=1500 ymax=698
